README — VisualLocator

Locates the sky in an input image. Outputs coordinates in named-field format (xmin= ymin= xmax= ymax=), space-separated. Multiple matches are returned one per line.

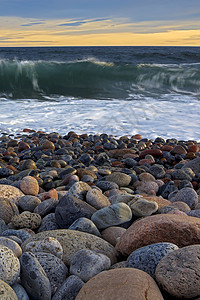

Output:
xmin=0 ymin=0 xmax=200 ymax=46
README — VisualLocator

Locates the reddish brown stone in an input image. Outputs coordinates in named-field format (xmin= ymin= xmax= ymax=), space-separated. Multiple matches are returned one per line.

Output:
xmin=115 ymin=214 xmax=200 ymax=257
xmin=18 ymin=141 xmax=30 ymax=152
xmin=188 ymin=144 xmax=199 ymax=153
xmin=101 ymin=227 xmax=126 ymax=246
xmin=131 ymin=134 xmax=143 ymax=140
xmin=162 ymin=145 xmax=173 ymax=152
xmin=41 ymin=141 xmax=55 ymax=151
xmin=76 ymin=268 xmax=164 ymax=300
xmin=186 ymin=152 xmax=196 ymax=159
xmin=41 ymin=189 xmax=58 ymax=201
xmin=139 ymin=159 xmax=154 ymax=166
xmin=108 ymin=149 xmax=136 ymax=158
xmin=170 ymin=145 xmax=187 ymax=155
xmin=77 ymin=168 xmax=97 ymax=180
xmin=20 ymin=176 xmax=39 ymax=195
xmin=139 ymin=149 xmax=163 ymax=159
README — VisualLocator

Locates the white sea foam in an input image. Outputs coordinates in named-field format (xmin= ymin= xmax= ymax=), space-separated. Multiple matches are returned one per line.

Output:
xmin=0 ymin=96 xmax=199 ymax=141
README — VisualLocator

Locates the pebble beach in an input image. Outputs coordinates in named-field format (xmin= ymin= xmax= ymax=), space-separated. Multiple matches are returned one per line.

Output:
xmin=0 ymin=128 xmax=200 ymax=299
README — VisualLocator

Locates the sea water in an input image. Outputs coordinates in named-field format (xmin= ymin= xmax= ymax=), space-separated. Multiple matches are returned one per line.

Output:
xmin=0 ymin=46 xmax=200 ymax=140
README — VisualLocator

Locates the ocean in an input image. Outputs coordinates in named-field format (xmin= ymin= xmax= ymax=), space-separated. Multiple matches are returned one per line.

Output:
xmin=0 ymin=46 xmax=200 ymax=140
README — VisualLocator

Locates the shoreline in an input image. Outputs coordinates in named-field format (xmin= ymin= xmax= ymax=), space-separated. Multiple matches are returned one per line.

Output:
xmin=0 ymin=128 xmax=200 ymax=299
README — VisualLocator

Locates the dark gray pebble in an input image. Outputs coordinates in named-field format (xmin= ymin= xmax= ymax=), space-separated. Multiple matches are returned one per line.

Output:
xmin=2 ymin=230 xmax=31 ymax=242
xmin=51 ymin=275 xmax=84 ymax=300
xmin=68 ymin=217 xmax=101 ymax=237
xmin=55 ymin=194 xmax=96 ymax=228
xmin=20 ymin=252 xmax=51 ymax=300
xmin=34 ymin=252 xmax=68 ymax=295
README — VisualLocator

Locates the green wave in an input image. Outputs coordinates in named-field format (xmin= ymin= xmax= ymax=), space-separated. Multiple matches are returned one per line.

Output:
xmin=0 ymin=59 xmax=200 ymax=99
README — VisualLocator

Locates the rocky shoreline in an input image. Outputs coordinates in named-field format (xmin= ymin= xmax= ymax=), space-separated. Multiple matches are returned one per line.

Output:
xmin=0 ymin=128 xmax=200 ymax=299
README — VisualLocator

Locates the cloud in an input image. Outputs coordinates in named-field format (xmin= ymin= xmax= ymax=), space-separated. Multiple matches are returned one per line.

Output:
xmin=21 ymin=22 xmax=44 ymax=26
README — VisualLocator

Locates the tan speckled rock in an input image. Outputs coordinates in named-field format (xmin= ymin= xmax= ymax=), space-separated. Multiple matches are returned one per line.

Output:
xmin=0 ymin=237 xmax=22 ymax=257
xmin=0 ymin=184 xmax=24 ymax=204
xmin=115 ymin=214 xmax=200 ymax=257
xmin=143 ymin=196 xmax=171 ymax=209
xmin=20 ymin=176 xmax=39 ymax=195
xmin=0 ymin=279 xmax=18 ymax=300
xmin=130 ymin=198 xmax=158 ymax=217
xmin=86 ymin=189 xmax=110 ymax=209
xmin=21 ymin=229 xmax=116 ymax=266
xmin=11 ymin=211 xmax=42 ymax=229
xmin=75 ymin=268 xmax=164 ymax=300
xmin=24 ymin=237 xmax=63 ymax=259
xmin=0 ymin=245 xmax=20 ymax=285
xmin=105 ymin=172 xmax=131 ymax=187
xmin=68 ymin=181 xmax=91 ymax=200
xmin=155 ymin=245 xmax=200 ymax=298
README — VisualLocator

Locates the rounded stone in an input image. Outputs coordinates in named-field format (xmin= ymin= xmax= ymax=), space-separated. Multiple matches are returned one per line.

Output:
xmin=12 ymin=283 xmax=29 ymax=300
xmin=38 ymin=213 xmax=60 ymax=232
xmin=105 ymin=172 xmax=131 ymax=187
xmin=101 ymin=226 xmax=126 ymax=246
xmin=95 ymin=180 xmax=119 ymax=191
xmin=155 ymin=245 xmax=200 ymax=298
xmin=0 ymin=279 xmax=18 ymax=300
xmin=0 ymin=237 xmax=22 ymax=257
xmin=109 ymin=193 xmax=138 ymax=205
xmin=19 ymin=195 xmax=41 ymax=212
xmin=20 ymin=176 xmax=39 ymax=196
xmin=68 ymin=217 xmax=101 ymax=237
xmin=130 ymin=198 xmax=158 ymax=217
xmin=0 ymin=185 xmax=24 ymax=203
xmin=0 ymin=218 xmax=8 ymax=235
xmin=138 ymin=180 xmax=159 ymax=194
xmin=170 ymin=187 xmax=198 ymax=209
xmin=11 ymin=211 xmax=42 ymax=229
xmin=0 ymin=198 xmax=19 ymax=224
xmin=0 ymin=245 xmax=20 ymax=285
xmin=138 ymin=172 xmax=155 ymax=182
xmin=169 ymin=201 xmax=191 ymax=212
xmin=51 ymin=275 xmax=84 ymax=300
xmin=2 ymin=229 xmax=32 ymax=242
xmin=34 ymin=252 xmax=68 ymax=294
xmin=115 ymin=214 xmax=200 ymax=257
xmin=21 ymin=229 xmax=116 ymax=266
xmin=55 ymin=194 xmax=96 ymax=228
xmin=68 ymin=181 xmax=91 ymax=200
xmin=20 ymin=251 xmax=51 ymax=300
xmin=34 ymin=198 xmax=59 ymax=217
xmin=149 ymin=164 xmax=166 ymax=178
xmin=126 ymin=242 xmax=179 ymax=278
xmin=91 ymin=203 xmax=132 ymax=230
xmin=70 ymin=249 xmax=111 ymax=282
xmin=75 ymin=268 xmax=164 ymax=300
xmin=86 ymin=189 xmax=110 ymax=209
xmin=24 ymin=237 xmax=63 ymax=259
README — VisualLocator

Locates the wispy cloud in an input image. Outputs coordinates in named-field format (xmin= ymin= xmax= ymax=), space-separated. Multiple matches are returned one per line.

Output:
xmin=0 ymin=16 xmax=199 ymax=46
xmin=21 ymin=22 xmax=44 ymax=27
